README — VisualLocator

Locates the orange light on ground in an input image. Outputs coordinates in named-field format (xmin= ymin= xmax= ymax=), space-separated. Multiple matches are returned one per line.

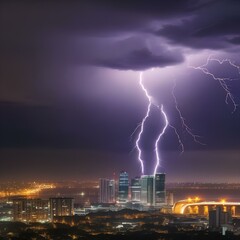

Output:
xmin=0 ymin=183 xmax=56 ymax=197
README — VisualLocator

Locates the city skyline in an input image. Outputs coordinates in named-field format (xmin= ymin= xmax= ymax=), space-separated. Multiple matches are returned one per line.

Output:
xmin=0 ymin=0 xmax=240 ymax=182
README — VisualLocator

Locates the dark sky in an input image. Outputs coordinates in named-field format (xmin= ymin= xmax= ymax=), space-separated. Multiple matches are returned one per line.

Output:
xmin=0 ymin=0 xmax=240 ymax=182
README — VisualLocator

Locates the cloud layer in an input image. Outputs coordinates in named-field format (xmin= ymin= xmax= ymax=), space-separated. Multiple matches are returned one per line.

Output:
xmin=1 ymin=0 xmax=240 ymax=74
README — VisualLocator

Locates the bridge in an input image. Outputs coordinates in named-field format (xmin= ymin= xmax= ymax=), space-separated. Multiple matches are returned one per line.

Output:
xmin=173 ymin=198 xmax=240 ymax=216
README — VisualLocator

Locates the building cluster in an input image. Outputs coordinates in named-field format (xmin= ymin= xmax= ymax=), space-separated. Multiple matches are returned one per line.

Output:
xmin=10 ymin=171 xmax=168 ymax=222
xmin=1 ymin=171 xmax=170 ymax=223
xmin=12 ymin=197 xmax=74 ymax=222
xmin=99 ymin=171 xmax=169 ymax=208
xmin=3 ymin=172 xmax=240 ymax=237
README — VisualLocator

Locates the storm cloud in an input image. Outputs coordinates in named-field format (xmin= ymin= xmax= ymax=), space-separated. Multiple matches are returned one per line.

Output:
xmin=1 ymin=0 xmax=240 ymax=73
xmin=156 ymin=0 xmax=240 ymax=50
xmin=0 ymin=0 xmax=240 ymax=180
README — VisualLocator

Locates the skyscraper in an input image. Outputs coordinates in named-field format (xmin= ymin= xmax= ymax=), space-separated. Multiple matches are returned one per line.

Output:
xmin=118 ymin=171 xmax=129 ymax=203
xmin=140 ymin=175 xmax=154 ymax=206
xmin=99 ymin=178 xmax=116 ymax=203
xmin=140 ymin=173 xmax=166 ymax=207
xmin=130 ymin=177 xmax=141 ymax=202
xmin=154 ymin=173 xmax=166 ymax=206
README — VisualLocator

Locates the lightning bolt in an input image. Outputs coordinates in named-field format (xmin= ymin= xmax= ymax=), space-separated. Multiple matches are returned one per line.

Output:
xmin=134 ymin=57 xmax=239 ymax=175
xmin=135 ymin=72 xmax=200 ymax=175
xmin=135 ymin=73 xmax=174 ymax=175
xmin=135 ymin=72 xmax=152 ymax=174
xmin=153 ymin=104 xmax=168 ymax=175
xmin=171 ymin=80 xmax=205 ymax=146
xmin=136 ymin=72 xmax=170 ymax=175
xmin=168 ymin=123 xmax=185 ymax=154
xmin=189 ymin=56 xmax=240 ymax=112
xmin=153 ymin=79 xmax=204 ymax=174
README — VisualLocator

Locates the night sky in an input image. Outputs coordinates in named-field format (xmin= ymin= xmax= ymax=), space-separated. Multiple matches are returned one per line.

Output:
xmin=0 ymin=0 xmax=240 ymax=182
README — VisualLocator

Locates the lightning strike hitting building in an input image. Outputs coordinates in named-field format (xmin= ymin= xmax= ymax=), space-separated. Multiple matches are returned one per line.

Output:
xmin=135 ymin=57 xmax=240 ymax=176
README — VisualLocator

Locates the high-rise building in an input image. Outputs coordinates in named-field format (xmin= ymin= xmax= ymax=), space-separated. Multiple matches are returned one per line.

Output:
xmin=154 ymin=173 xmax=166 ymax=206
xmin=99 ymin=178 xmax=115 ymax=203
xmin=209 ymin=206 xmax=232 ymax=229
xmin=49 ymin=198 xmax=74 ymax=220
xmin=118 ymin=171 xmax=129 ymax=203
xmin=140 ymin=175 xmax=154 ymax=206
xmin=13 ymin=198 xmax=49 ymax=222
xmin=130 ymin=177 xmax=141 ymax=202
xmin=140 ymin=173 xmax=166 ymax=207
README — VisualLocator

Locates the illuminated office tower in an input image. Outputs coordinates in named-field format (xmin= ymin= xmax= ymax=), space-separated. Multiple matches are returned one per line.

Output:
xmin=154 ymin=173 xmax=166 ymax=206
xmin=13 ymin=198 xmax=49 ymax=222
xmin=140 ymin=173 xmax=166 ymax=207
xmin=140 ymin=175 xmax=154 ymax=206
xmin=118 ymin=171 xmax=129 ymax=203
xmin=49 ymin=198 xmax=74 ymax=220
xmin=131 ymin=177 xmax=141 ymax=202
xmin=99 ymin=178 xmax=116 ymax=203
